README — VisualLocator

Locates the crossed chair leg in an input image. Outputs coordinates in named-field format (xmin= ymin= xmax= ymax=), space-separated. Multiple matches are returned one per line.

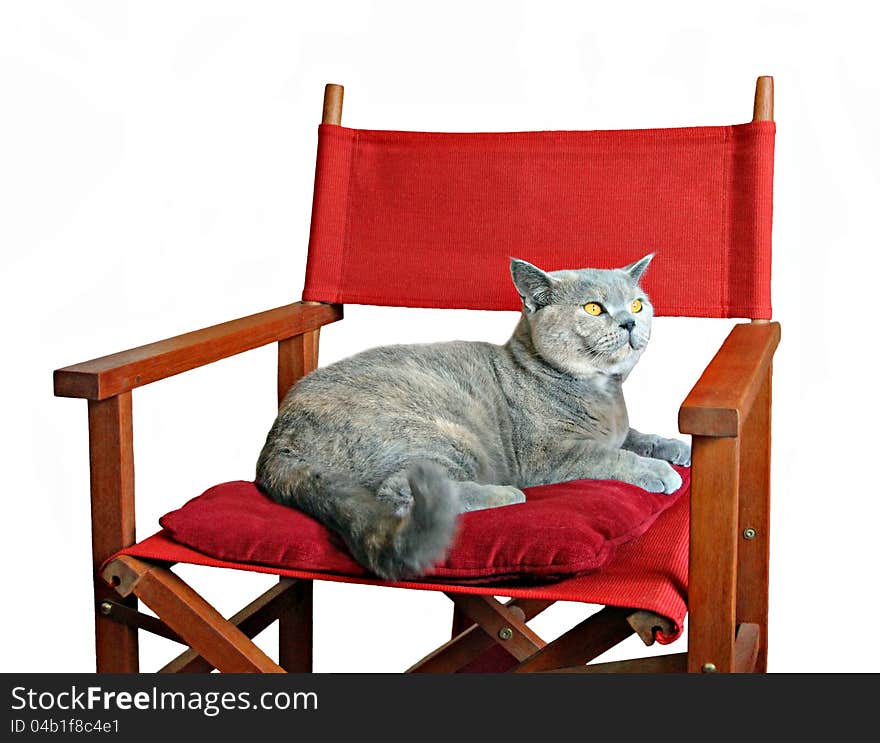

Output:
xmin=100 ymin=555 xmax=759 ymax=673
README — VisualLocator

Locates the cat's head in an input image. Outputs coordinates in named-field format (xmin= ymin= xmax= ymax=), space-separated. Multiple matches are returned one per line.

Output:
xmin=510 ymin=254 xmax=654 ymax=378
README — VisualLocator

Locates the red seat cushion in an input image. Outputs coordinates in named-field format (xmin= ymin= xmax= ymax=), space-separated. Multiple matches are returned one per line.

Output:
xmin=158 ymin=467 xmax=689 ymax=583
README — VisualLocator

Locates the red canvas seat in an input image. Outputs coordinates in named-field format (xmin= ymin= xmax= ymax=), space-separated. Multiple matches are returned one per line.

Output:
xmin=55 ymin=78 xmax=780 ymax=674
xmin=111 ymin=470 xmax=692 ymax=645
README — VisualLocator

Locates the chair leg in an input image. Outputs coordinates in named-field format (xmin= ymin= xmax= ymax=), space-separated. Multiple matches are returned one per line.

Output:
xmin=409 ymin=599 xmax=552 ymax=673
xmin=734 ymin=623 xmax=761 ymax=673
xmin=94 ymin=580 xmax=139 ymax=673
xmin=447 ymin=594 xmax=546 ymax=661
xmin=512 ymin=606 xmax=634 ymax=672
xmin=275 ymin=333 xmax=319 ymax=672
xmin=88 ymin=394 xmax=138 ymax=673
xmin=103 ymin=555 xmax=284 ymax=673
xmin=160 ymin=579 xmax=305 ymax=673
xmin=414 ymin=600 xmax=641 ymax=673
xmin=737 ymin=367 xmax=772 ymax=672
xmin=450 ymin=606 xmax=470 ymax=640
xmin=688 ymin=435 xmax=740 ymax=673
xmin=279 ymin=579 xmax=313 ymax=672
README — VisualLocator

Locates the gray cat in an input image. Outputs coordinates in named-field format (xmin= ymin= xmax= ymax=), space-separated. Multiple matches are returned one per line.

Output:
xmin=256 ymin=255 xmax=690 ymax=580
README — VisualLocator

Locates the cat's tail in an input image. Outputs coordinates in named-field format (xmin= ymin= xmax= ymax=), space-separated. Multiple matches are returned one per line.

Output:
xmin=255 ymin=456 xmax=460 ymax=581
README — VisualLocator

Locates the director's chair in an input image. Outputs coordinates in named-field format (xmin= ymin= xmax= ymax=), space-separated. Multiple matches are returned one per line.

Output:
xmin=54 ymin=77 xmax=779 ymax=674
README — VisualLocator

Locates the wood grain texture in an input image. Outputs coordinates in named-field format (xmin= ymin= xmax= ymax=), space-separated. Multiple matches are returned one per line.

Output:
xmin=160 ymin=579 xmax=305 ymax=673
xmin=627 ymin=610 xmax=676 ymax=646
xmin=679 ymin=322 xmax=780 ymax=436
xmin=688 ymin=436 xmax=740 ymax=673
xmin=447 ymin=594 xmax=546 ymax=662
xmin=450 ymin=606 xmax=470 ymax=640
xmin=54 ymin=302 xmax=342 ymax=400
xmin=277 ymin=329 xmax=320 ymax=671
xmin=411 ymin=621 xmax=497 ymax=673
xmin=98 ymin=600 xmax=184 ymax=644
xmin=103 ymin=556 xmax=284 ymax=673
xmin=734 ymin=623 xmax=761 ymax=673
xmin=736 ymin=366 xmax=772 ymax=671
xmin=740 ymin=78 xmax=773 ymax=671
xmin=88 ymin=394 xmax=139 ymax=672
xmin=512 ymin=606 xmax=635 ymax=672
xmin=410 ymin=600 xmax=551 ymax=673
xmin=408 ymin=599 xmax=552 ymax=673
xmin=278 ymin=329 xmax=320 ymax=405
xmin=278 ymin=579 xmax=313 ymax=673
xmin=753 ymin=76 xmax=774 ymax=122
xmin=322 ymin=83 xmax=344 ymax=125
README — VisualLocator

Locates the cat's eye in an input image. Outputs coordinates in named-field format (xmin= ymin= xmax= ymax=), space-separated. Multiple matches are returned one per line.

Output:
xmin=584 ymin=302 xmax=603 ymax=316
xmin=631 ymin=299 xmax=643 ymax=313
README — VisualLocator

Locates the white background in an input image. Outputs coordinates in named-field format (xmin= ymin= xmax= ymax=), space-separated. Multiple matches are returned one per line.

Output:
xmin=2 ymin=0 xmax=878 ymax=673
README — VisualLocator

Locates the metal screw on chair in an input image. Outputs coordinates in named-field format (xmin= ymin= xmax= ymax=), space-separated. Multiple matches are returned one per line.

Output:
xmin=498 ymin=627 xmax=513 ymax=641
xmin=701 ymin=662 xmax=717 ymax=673
xmin=99 ymin=601 xmax=113 ymax=616
xmin=743 ymin=527 xmax=758 ymax=540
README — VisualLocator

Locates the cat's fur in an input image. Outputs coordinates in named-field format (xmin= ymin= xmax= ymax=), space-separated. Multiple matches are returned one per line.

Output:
xmin=256 ymin=255 xmax=690 ymax=580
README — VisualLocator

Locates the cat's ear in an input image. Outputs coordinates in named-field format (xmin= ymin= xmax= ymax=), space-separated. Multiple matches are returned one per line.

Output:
xmin=510 ymin=258 xmax=555 ymax=313
xmin=621 ymin=253 xmax=654 ymax=283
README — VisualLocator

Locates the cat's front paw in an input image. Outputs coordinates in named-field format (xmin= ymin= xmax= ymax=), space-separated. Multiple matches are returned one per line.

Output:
xmin=630 ymin=458 xmax=682 ymax=495
xmin=486 ymin=485 xmax=527 ymax=507
xmin=459 ymin=484 xmax=526 ymax=513
xmin=652 ymin=437 xmax=691 ymax=466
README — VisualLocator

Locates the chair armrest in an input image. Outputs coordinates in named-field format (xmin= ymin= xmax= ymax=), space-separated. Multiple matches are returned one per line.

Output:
xmin=678 ymin=321 xmax=780 ymax=437
xmin=54 ymin=301 xmax=343 ymax=400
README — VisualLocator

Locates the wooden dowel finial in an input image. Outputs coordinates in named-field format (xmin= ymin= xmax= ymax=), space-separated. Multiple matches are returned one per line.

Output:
xmin=752 ymin=76 xmax=774 ymax=122
xmin=322 ymin=83 xmax=344 ymax=125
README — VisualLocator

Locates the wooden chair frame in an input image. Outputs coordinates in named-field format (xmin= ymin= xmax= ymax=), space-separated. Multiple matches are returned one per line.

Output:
xmin=54 ymin=78 xmax=780 ymax=674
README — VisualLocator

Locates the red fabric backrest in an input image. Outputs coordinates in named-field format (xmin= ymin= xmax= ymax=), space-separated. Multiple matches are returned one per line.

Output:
xmin=302 ymin=121 xmax=775 ymax=318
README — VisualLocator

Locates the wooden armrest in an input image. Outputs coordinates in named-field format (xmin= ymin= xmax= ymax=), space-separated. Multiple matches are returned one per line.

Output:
xmin=678 ymin=321 xmax=780 ymax=437
xmin=54 ymin=302 xmax=343 ymax=400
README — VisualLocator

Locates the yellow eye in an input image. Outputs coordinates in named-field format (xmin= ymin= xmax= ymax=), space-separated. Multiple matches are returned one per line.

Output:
xmin=584 ymin=302 xmax=603 ymax=316
xmin=631 ymin=299 xmax=643 ymax=313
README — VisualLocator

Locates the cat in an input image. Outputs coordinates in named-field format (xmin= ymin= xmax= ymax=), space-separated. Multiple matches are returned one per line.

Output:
xmin=256 ymin=255 xmax=690 ymax=580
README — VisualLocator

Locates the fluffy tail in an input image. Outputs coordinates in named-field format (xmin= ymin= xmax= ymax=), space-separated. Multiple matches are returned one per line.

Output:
xmin=256 ymin=456 xmax=459 ymax=581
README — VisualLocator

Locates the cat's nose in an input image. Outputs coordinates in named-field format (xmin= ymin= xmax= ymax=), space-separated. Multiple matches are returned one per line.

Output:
xmin=619 ymin=318 xmax=636 ymax=332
